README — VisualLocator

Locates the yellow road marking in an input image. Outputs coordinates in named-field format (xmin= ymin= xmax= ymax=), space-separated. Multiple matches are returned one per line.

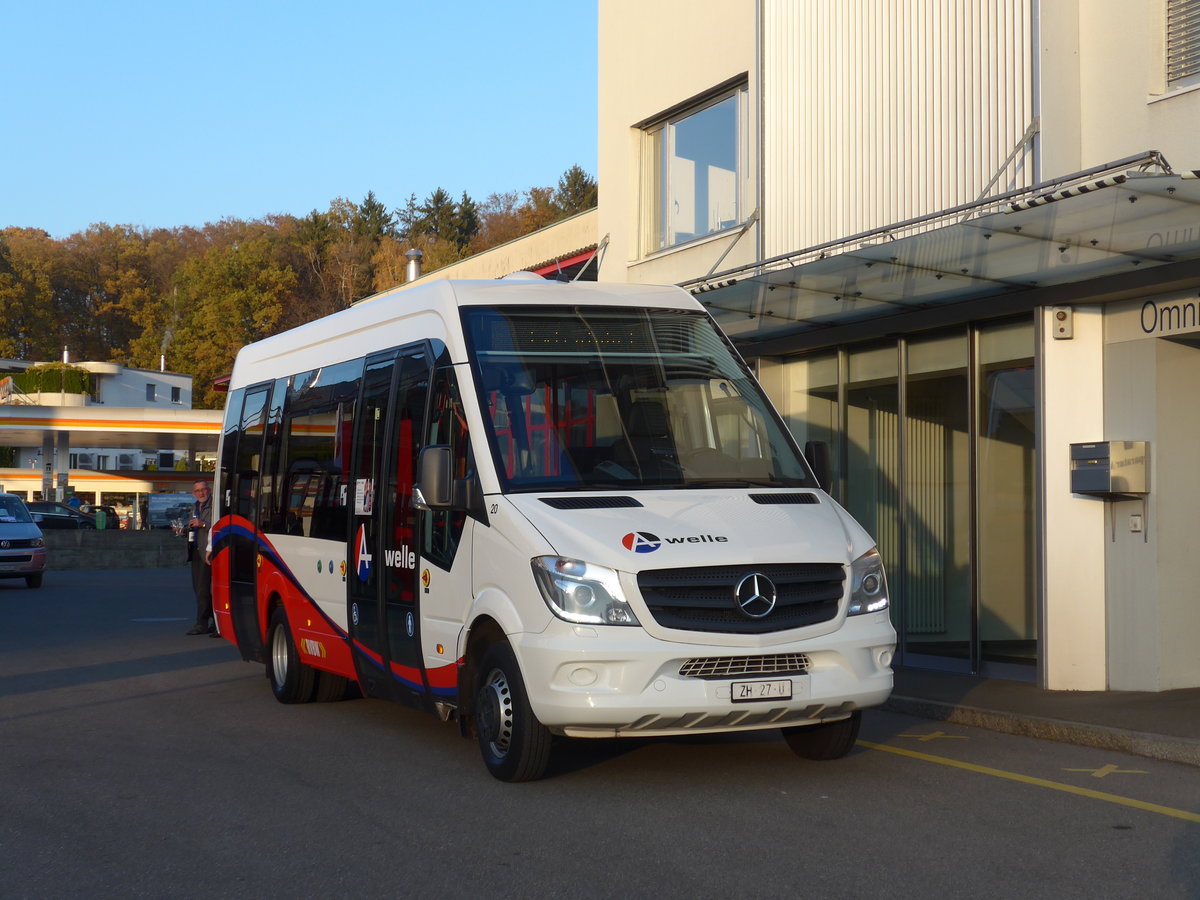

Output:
xmin=1064 ymin=763 xmax=1148 ymax=778
xmin=858 ymin=740 xmax=1200 ymax=823
xmin=899 ymin=730 xmax=968 ymax=742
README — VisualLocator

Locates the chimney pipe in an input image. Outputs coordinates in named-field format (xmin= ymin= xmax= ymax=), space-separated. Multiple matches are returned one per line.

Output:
xmin=160 ymin=355 xmax=166 ymax=373
xmin=405 ymin=249 xmax=424 ymax=283
xmin=62 ymin=346 xmax=70 ymax=364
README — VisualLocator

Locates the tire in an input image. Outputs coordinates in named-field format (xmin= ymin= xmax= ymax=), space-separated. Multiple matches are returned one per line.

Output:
xmin=25 ymin=573 xmax=43 ymax=589
xmin=475 ymin=642 xmax=552 ymax=782
xmin=312 ymin=670 xmax=349 ymax=702
xmin=267 ymin=607 xmax=315 ymax=704
xmin=782 ymin=710 xmax=862 ymax=760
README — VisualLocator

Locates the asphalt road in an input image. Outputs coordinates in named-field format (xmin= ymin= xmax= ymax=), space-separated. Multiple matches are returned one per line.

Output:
xmin=1 ymin=569 xmax=1197 ymax=899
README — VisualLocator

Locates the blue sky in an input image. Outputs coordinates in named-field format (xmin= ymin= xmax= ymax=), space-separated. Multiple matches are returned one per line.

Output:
xmin=1 ymin=0 xmax=598 ymax=238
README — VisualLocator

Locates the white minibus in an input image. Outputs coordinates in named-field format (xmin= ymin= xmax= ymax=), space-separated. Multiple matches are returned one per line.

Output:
xmin=211 ymin=275 xmax=895 ymax=780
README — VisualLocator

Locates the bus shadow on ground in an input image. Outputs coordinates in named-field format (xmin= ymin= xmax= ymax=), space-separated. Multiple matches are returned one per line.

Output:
xmin=0 ymin=645 xmax=237 ymax=699
xmin=545 ymin=726 xmax=807 ymax=778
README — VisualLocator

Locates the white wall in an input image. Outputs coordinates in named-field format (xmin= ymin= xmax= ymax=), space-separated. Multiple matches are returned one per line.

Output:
xmin=96 ymin=369 xmax=192 ymax=408
xmin=598 ymin=0 xmax=759 ymax=285
xmin=1039 ymin=0 xmax=1200 ymax=177
xmin=1104 ymin=295 xmax=1200 ymax=690
xmin=761 ymin=0 xmax=1036 ymax=257
xmin=1040 ymin=305 xmax=1108 ymax=690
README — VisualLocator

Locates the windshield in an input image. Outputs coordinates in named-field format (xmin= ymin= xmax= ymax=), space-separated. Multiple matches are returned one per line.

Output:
xmin=0 ymin=497 xmax=33 ymax=524
xmin=462 ymin=305 xmax=813 ymax=492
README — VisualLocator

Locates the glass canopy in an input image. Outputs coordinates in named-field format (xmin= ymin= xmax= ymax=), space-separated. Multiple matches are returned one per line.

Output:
xmin=687 ymin=170 xmax=1200 ymax=345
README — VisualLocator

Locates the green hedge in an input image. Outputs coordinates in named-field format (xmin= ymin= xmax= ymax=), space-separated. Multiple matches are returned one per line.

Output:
xmin=11 ymin=364 xmax=92 ymax=396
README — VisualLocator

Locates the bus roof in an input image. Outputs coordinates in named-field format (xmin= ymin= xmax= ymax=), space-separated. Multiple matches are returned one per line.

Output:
xmin=227 ymin=277 xmax=701 ymax=393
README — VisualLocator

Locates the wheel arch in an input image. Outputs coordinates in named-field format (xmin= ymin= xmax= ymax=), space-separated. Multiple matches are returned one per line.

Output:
xmin=456 ymin=615 xmax=507 ymax=739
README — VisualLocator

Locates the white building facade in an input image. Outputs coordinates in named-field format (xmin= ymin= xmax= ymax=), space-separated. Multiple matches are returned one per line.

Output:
xmin=598 ymin=0 xmax=1200 ymax=691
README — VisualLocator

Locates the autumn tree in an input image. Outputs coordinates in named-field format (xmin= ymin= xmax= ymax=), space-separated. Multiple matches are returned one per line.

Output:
xmin=51 ymin=224 xmax=196 ymax=364
xmin=471 ymin=191 xmax=526 ymax=249
xmin=313 ymin=192 xmax=397 ymax=306
xmin=168 ymin=235 xmax=297 ymax=407
xmin=1 ymin=164 xmax=597 ymax=388
xmin=518 ymin=185 xmax=562 ymax=233
xmin=270 ymin=211 xmax=343 ymax=329
xmin=0 ymin=228 xmax=58 ymax=359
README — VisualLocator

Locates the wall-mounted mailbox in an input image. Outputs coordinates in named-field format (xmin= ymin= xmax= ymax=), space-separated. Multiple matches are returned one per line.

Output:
xmin=1070 ymin=441 xmax=1149 ymax=497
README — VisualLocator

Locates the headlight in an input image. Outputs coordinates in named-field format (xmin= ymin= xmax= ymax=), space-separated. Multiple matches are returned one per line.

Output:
xmin=31 ymin=537 xmax=45 ymax=548
xmin=531 ymin=557 xmax=640 ymax=626
xmin=847 ymin=548 xmax=889 ymax=615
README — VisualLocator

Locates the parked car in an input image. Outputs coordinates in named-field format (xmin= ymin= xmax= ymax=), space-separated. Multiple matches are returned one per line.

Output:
xmin=0 ymin=493 xmax=47 ymax=588
xmin=26 ymin=501 xmax=95 ymax=530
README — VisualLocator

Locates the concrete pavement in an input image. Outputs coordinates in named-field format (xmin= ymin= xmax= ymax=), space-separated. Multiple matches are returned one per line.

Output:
xmin=885 ymin=667 xmax=1200 ymax=768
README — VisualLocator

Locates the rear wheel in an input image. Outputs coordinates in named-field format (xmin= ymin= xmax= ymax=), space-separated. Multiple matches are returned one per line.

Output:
xmin=25 ymin=573 xmax=43 ymax=588
xmin=267 ymin=607 xmax=315 ymax=704
xmin=475 ymin=642 xmax=552 ymax=782
xmin=782 ymin=710 xmax=862 ymax=760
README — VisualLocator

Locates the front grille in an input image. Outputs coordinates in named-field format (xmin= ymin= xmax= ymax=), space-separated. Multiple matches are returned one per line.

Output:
xmin=0 ymin=554 xmax=34 ymax=562
xmin=679 ymin=653 xmax=811 ymax=679
xmin=0 ymin=539 xmax=40 ymax=548
xmin=638 ymin=563 xmax=845 ymax=634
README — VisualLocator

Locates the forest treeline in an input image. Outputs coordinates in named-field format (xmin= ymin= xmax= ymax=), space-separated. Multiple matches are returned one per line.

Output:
xmin=0 ymin=165 xmax=597 ymax=408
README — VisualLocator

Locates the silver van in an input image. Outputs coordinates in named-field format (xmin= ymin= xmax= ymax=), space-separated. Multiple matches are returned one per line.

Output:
xmin=0 ymin=494 xmax=47 ymax=588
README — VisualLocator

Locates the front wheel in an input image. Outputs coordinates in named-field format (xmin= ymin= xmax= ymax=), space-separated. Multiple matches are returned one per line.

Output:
xmin=313 ymin=670 xmax=349 ymax=702
xmin=475 ymin=642 xmax=552 ymax=782
xmin=267 ymin=607 xmax=315 ymax=704
xmin=25 ymin=573 xmax=43 ymax=588
xmin=782 ymin=710 xmax=862 ymax=760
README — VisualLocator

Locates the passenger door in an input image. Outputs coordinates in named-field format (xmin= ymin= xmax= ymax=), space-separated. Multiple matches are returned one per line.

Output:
xmin=224 ymin=383 xmax=271 ymax=660
xmin=347 ymin=346 xmax=431 ymax=708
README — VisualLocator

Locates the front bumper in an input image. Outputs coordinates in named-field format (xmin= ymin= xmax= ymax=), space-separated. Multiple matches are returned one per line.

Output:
xmin=0 ymin=548 xmax=47 ymax=577
xmin=513 ymin=611 xmax=895 ymax=738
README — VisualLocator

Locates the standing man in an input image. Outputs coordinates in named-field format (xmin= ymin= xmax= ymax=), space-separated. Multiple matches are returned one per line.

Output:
xmin=185 ymin=480 xmax=215 ymax=635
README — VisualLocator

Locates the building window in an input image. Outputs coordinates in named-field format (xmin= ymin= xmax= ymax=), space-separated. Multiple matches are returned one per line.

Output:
xmin=146 ymin=383 xmax=156 ymax=402
xmin=640 ymin=83 xmax=748 ymax=254
xmin=171 ymin=385 xmax=182 ymax=403
xmin=1168 ymin=0 xmax=1200 ymax=85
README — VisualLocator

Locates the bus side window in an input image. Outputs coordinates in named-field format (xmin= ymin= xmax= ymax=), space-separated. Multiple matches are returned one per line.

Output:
xmin=423 ymin=366 xmax=471 ymax=571
xmin=265 ymin=361 xmax=362 ymax=540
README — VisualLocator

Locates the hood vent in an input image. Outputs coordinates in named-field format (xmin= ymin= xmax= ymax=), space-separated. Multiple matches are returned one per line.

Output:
xmin=539 ymin=496 xmax=642 ymax=509
xmin=750 ymin=493 xmax=820 ymax=505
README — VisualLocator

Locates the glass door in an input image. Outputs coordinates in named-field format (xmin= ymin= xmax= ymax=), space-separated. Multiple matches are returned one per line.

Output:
xmin=772 ymin=316 xmax=1039 ymax=678
xmin=976 ymin=321 xmax=1037 ymax=673
xmin=903 ymin=333 xmax=972 ymax=665
xmin=843 ymin=344 xmax=900 ymax=615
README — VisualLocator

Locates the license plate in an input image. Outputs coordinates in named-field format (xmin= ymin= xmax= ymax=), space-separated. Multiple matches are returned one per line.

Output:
xmin=731 ymin=679 xmax=792 ymax=703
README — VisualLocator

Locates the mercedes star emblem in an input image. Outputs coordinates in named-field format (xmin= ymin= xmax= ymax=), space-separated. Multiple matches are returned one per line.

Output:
xmin=734 ymin=572 xmax=777 ymax=619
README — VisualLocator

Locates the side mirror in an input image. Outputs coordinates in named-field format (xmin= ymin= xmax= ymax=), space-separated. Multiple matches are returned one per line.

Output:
xmin=415 ymin=445 xmax=453 ymax=510
xmin=803 ymin=440 xmax=832 ymax=492
xmin=453 ymin=472 xmax=487 ymax=521
xmin=31 ymin=513 xmax=43 ymax=524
